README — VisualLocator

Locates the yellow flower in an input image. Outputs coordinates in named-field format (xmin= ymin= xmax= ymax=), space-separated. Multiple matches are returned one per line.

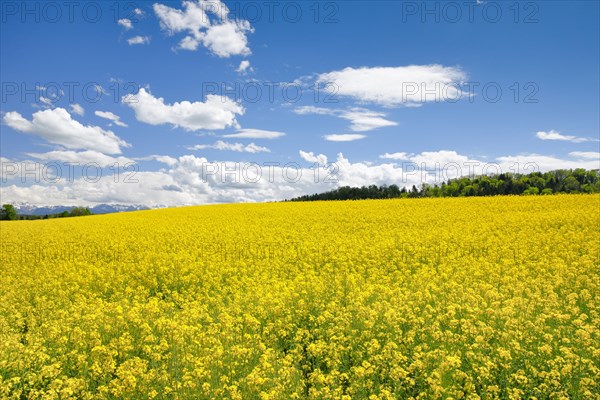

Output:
xmin=0 ymin=195 xmax=598 ymax=398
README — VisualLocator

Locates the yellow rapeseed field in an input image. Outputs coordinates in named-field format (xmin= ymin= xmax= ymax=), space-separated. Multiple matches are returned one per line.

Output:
xmin=1 ymin=195 xmax=599 ymax=399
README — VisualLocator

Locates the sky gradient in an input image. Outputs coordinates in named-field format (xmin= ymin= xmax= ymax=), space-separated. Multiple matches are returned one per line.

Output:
xmin=1 ymin=0 xmax=599 ymax=207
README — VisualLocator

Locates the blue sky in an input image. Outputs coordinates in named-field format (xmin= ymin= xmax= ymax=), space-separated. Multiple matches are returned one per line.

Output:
xmin=1 ymin=0 xmax=599 ymax=206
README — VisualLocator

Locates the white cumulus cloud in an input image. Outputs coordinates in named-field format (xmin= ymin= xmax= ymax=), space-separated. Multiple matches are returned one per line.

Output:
xmin=497 ymin=153 xmax=600 ymax=172
xmin=127 ymin=36 xmax=150 ymax=45
xmin=134 ymin=155 xmax=179 ymax=166
xmin=154 ymin=0 xmax=253 ymax=57
xmin=323 ymin=134 xmax=366 ymax=142
xmin=188 ymin=140 xmax=270 ymax=153
xmin=95 ymin=111 xmax=128 ymax=127
xmin=236 ymin=60 xmax=252 ymax=74
xmin=69 ymin=104 xmax=85 ymax=116
xmin=299 ymin=150 xmax=328 ymax=165
xmin=294 ymin=106 xmax=397 ymax=132
xmin=568 ymin=151 xmax=600 ymax=159
xmin=124 ymin=88 xmax=244 ymax=131
xmin=118 ymin=18 xmax=133 ymax=29
xmin=316 ymin=65 xmax=467 ymax=107
xmin=222 ymin=129 xmax=285 ymax=139
xmin=39 ymin=96 xmax=54 ymax=108
xmin=2 ymin=150 xmax=599 ymax=209
xmin=536 ymin=130 xmax=597 ymax=143
xmin=3 ymin=108 xmax=130 ymax=154
xmin=379 ymin=152 xmax=410 ymax=160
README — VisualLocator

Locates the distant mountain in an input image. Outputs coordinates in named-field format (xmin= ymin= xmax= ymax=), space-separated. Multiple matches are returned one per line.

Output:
xmin=13 ymin=203 xmax=150 ymax=216
xmin=90 ymin=204 xmax=151 ymax=214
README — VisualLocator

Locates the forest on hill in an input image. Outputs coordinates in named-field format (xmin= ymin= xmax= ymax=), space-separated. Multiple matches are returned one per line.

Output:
xmin=0 ymin=205 xmax=92 ymax=221
xmin=288 ymin=169 xmax=600 ymax=202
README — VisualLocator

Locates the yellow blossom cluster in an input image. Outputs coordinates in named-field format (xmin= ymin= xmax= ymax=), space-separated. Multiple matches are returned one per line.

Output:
xmin=1 ymin=195 xmax=599 ymax=399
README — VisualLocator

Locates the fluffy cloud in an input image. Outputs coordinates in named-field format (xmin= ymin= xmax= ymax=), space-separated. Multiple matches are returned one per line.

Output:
xmin=127 ymin=36 xmax=150 ymax=45
xmin=568 ymin=151 xmax=600 ymax=159
xmin=1 ymin=155 xmax=340 ymax=206
xmin=323 ymin=134 xmax=366 ymax=142
xmin=118 ymin=18 xmax=133 ymax=29
xmin=299 ymin=150 xmax=328 ymax=165
xmin=134 ymin=155 xmax=178 ymax=166
xmin=380 ymin=152 xmax=410 ymax=160
xmin=536 ymin=130 xmax=597 ymax=143
xmin=69 ymin=104 xmax=85 ymax=116
xmin=222 ymin=129 xmax=285 ymax=139
xmin=2 ymin=151 xmax=599 ymax=208
xmin=294 ymin=106 xmax=397 ymax=132
xmin=95 ymin=111 xmax=128 ymax=127
xmin=316 ymin=65 xmax=467 ymax=107
xmin=154 ymin=0 xmax=253 ymax=57
xmin=3 ymin=108 xmax=130 ymax=154
xmin=378 ymin=150 xmax=600 ymax=179
xmin=341 ymin=109 xmax=398 ymax=131
xmin=188 ymin=140 xmax=270 ymax=153
xmin=202 ymin=21 xmax=253 ymax=57
xmin=0 ymin=157 xmax=45 ymax=182
xmin=236 ymin=60 xmax=252 ymax=74
xmin=377 ymin=150 xmax=499 ymax=181
xmin=39 ymin=96 xmax=54 ymax=107
xmin=496 ymin=153 xmax=600 ymax=172
xmin=372 ymin=150 xmax=480 ymax=183
xmin=124 ymin=88 xmax=244 ymax=131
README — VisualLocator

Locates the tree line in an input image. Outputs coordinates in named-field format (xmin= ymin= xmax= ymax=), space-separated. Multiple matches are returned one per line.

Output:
xmin=0 ymin=205 xmax=92 ymax=221
xmin=287 ymin=169 xmax=600 ymax=202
